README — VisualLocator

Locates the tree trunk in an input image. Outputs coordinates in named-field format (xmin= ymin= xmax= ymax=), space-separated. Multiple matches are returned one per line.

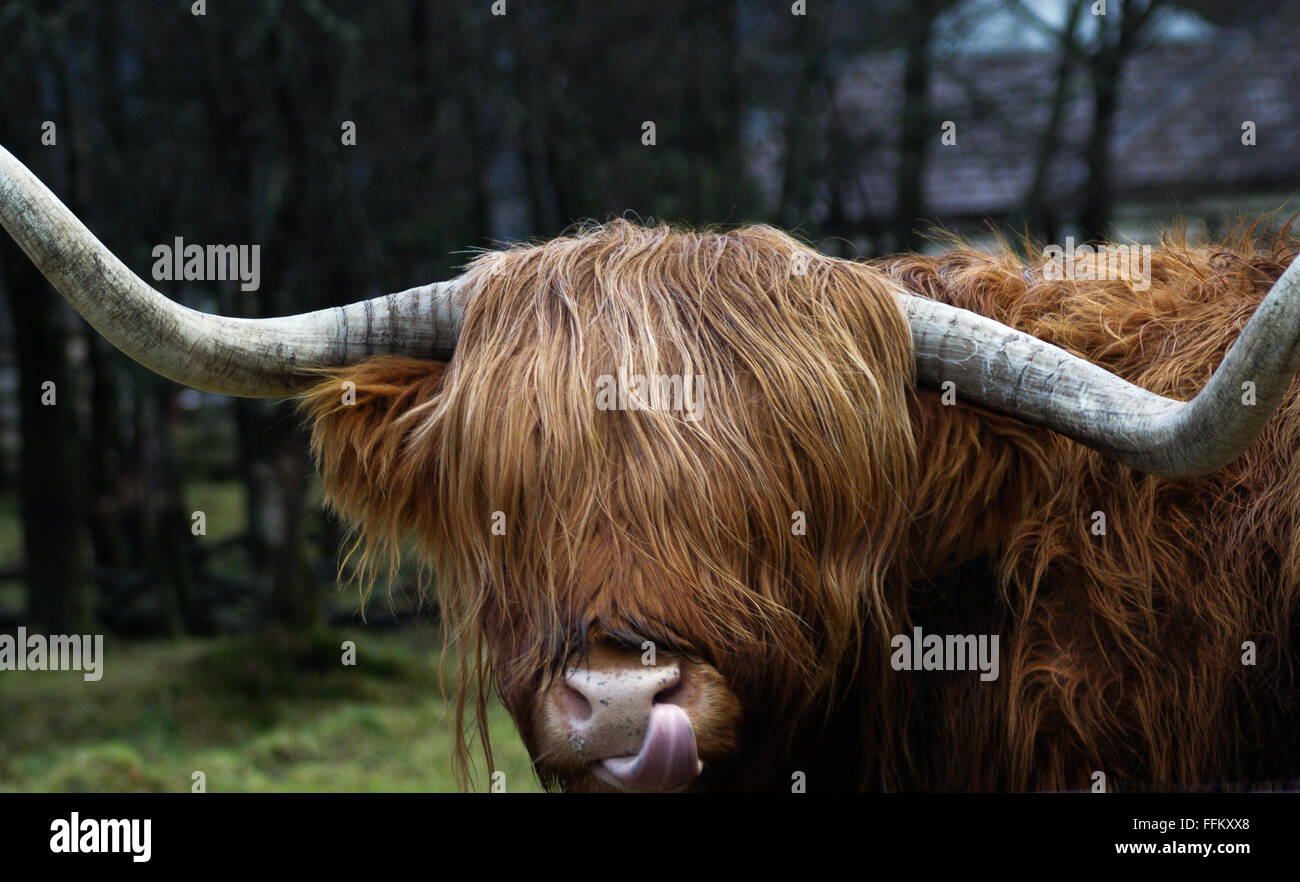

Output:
xmin=1079 ymin=0 xmax=1159 ymax=242
xmin=1024 ymin=0 xmax=1086 ymax=243
xmin=1 ymin=241 xmax=93 ymax=633
xmin=893 ymin=1 xmax=944 ymax=253
xmin=1079 ymin=49 xmax=1122 ymax=242
xmin=776 ymin=12 xmax=829 ymax=230
xmin=235 ymin=399 xmax=319 ymax=630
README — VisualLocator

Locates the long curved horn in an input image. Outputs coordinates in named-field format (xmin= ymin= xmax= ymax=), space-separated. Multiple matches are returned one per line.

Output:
xmin=901 ymin=250 xmax=1300 ymax=479
xmin=0 ymin=144 xmax=461 ymax=397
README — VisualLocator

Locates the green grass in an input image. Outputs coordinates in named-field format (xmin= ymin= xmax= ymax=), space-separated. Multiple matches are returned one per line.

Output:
xmin=0 ymin=481 xmax=541 ymax=793
xmin=0 ymin=626 xmax=542 ymax=793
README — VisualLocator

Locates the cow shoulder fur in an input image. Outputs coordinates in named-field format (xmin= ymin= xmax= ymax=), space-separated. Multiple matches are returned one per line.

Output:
xmin=883 ymin=223 xmax=1300 ymax=791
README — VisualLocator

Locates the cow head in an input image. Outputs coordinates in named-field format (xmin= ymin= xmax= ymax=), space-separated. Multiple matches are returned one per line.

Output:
xmin=301 ymin=222 xmax=918 ymax=790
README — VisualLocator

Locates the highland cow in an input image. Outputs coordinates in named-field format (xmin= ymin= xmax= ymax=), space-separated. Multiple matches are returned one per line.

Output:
xmin=2 ymin=143 xmax=1299 ymax=792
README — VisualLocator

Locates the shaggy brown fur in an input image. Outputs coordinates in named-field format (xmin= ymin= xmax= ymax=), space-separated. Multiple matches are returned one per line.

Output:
xmin=301 ymin=218 xmax=1300 ymax=791
xmin=887 ymin=224 xmax=1300 ymax=791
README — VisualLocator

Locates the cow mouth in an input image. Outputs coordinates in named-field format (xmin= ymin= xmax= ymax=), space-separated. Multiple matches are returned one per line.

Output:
xmin=590 ymin=703 xmax=704 ymax=792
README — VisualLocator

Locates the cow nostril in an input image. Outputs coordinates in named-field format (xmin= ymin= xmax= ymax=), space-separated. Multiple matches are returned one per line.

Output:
xmin=652 ymin=666 xmax=685 ymax=706
xmin=556 ymin=680 xmax=593 ymax=722
xmin=653 ymin=680 xmax=684 ymax=706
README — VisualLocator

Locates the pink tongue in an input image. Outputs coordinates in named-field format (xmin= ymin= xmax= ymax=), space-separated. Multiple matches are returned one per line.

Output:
xmin=600 ymin=704 xmax=702 ymax=791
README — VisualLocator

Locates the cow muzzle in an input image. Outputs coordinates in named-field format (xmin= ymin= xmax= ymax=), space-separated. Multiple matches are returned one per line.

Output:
xmin=542 ymin=647 xmax=719 ymax=792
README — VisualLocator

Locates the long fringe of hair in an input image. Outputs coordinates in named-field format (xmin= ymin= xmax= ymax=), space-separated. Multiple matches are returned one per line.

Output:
xmin=300 ymin=220 xmax=918 ymax=788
